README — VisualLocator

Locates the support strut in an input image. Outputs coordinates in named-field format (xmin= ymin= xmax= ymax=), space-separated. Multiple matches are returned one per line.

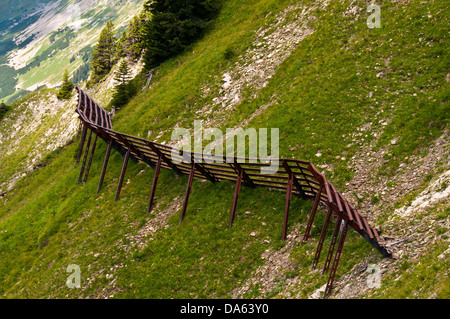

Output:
xmin=115 ymin=148 xmax=131 ymax=202
xmin=229 ymin=168 xmax=244 ymax=228
xmin=97 ymin=140 xmax=113 ymax=194
xmin=83 ymin=135 xmax=98 ymax=183
xmin=281 ymin=173 xmax=294 ymax=241
xmin=147 ymin=155 xmax=162 ymax=213
xmin=78 ymin=131 xmax=92 ymax=184
xmin=76 ymin=125 xmax=88 ymax=166
xmin=324 ymin=220 xmax=349 ymax=298
xmin=179 ymin=163 xmax=196 ymax=224
xmin=312 ymin=207 xmax=332 ymax=269
xmin=303 ymin=185 xmax=323 ymax=241
xmin=323 ymin=215 xmax=342 ymax=274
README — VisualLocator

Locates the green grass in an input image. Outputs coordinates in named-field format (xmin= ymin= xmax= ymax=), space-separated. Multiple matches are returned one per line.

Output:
xmin=0 ymin=138 xmax=310 ymax=298
xmin=0 ymin=88 xmax=67 ymax=189
xmin=0 ymin=0 xmax=448 ymax=298
xmin=368 ymin=240 xmax=449 ymax=299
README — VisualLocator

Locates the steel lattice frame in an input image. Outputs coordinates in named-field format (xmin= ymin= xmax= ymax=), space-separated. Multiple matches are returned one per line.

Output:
xmin=74 ymin=87 xmax=392 ymax=298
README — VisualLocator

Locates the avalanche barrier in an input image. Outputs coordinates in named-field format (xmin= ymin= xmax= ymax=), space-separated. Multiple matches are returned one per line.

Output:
xmin=74 ymin=87 xmax=391 ymax=298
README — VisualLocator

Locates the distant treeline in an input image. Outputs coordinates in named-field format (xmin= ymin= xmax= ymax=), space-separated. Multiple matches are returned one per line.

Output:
xmin=0 ymin=100 xmax=9 ymax=121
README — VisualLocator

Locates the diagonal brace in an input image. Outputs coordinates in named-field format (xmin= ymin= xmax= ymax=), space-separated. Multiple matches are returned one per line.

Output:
xmin=179 ymin=163 xmax=196 ymax=224
xmin=115 ymin=148 xmax=131 ymax=202
xmin=228 ymin=168 xmax=244 ymax=228
xmin=281 ymin=173 xmax=294 ymax=241
xmin=147 ymin=155 xmax=162 ymax=213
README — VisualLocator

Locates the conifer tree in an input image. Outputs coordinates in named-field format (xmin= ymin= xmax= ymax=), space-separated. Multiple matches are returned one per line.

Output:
xmin=0 ymin=100 xmax=9 ymax=121
xmin=142 ymin=0 xmax=221 ymax=69
xmin=111 ymin=59 xmax=132 ymax=107
xmin=57 ymin=69 xmax=74 ymax=100
xmin=117 ymin=12 xmax=147 ymax=62
xmin=125 ymin=13 xmax=146 ymax=61
xmin=115 ymin=30 xmax=127 ymax=60
xmin=72 ymin=62 xmax=91 ymax=84
xmin=89 ymin=20 xmax=117 ymax=86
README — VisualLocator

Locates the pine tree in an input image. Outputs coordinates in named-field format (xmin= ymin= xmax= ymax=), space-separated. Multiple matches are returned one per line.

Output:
xmin=117 ymin=12 xmax=147 ymax=62
xmin=0 ymin=100 xmax=9 ymax=121
xmin=115 ymin=30 xmax=127 ymax=60
xmin=72 ymin=62 xmax=91 ymax=84
xmin=57 ymin=69 xmax=74 ymax=100
xmin=142 ymin=0 xmax=221 ymax=69
xmin=125 ymin=13 xmax=146 ymax=61
xmin=89 ymin=21 xmax=117 ymax=86
xmin=111 ymin=60 xmax=132 ymax=107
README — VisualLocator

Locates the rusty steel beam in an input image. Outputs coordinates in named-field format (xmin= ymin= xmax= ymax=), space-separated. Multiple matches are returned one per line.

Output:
xmin=303 ymin=185 xmax=323 ymax=241
xmin=193 ymin=161 xmax=217 ymax=184
xmin=97 ymin=140 xmax=113 ymax=194
xmin=92 ymin=99 xmax=98 ymax=125
xmin=115 ymin=133 xmax=155 ymax=168
xmin=348 ymin=201 xmax=364 ymax=231
xmin=83 ymin=135 xmax=98 ymax=183
xmin=76 ymin=125 xmax=88 ymax=166
xmin=228 ymin=168 xmax=243 ymax=228
xmin=147 ymin=155 xmax=162 ymax=213
xmin=115 ymin=148 xmax=131 ymax=202
xmin=329 ymin=183 xmax=344 ymax=213
xmin=232 ymin=161 xmax=254 ymax=188
xmin=312 ymin=207 xmax=332 ymax=270
xmin=281 ymin=173 xmax=294 ymax=241
xmin=179 ymin=163 xmax=196 ymax=224
xmin=282 ymin=160 xmax=307 ymax=199
xmin=86 ymin=93 xmax=92 ymax=122
xmin=323 ymin=215 xmax=342 ymax=274
xmin=339 ymin=192 xmax=354 ymax=222
xmin=294 ymin=161 xmax=316 ymax=197
xmin=324 ymin=220 xmax=349 ymax=298
xmin=145 ymin=141 xmax=183 ymax=176
xmin=78 ymin=130 xmax=92 ymax=184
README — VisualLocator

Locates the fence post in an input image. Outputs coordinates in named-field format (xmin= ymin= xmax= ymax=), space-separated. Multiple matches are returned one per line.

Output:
xmin=147 ymin=155 xmax=162 ymax=213
xmin=115 ymin=148 xmax=131 ymax=202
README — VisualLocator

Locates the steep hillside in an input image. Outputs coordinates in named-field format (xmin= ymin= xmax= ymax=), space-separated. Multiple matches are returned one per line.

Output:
xmin=0 ymin=56 xmax=143 ymax=195
xmin=0 ymin=0 xmax=448 ymax=299
xmin=0 ymin=89 xmax=79 ymax=193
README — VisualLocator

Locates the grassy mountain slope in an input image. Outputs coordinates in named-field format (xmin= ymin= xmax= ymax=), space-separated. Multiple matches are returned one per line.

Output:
xmin=0 ymin=89 xmax=79 ymax=193
xmin=0 ymin=0 xmax=145 ymax=104
xmin=0 ymin=0 xmax=448 ymax=299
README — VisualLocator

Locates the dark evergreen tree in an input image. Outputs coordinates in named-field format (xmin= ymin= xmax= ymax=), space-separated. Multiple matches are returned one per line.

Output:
xmin=57 ymin=69 xmax=74 ymax=100
xmin=89 ymin=20 xmax=117 ymax=86
xmin=73 ymin=46 xmax=93 ymax=84
xmin=115 ymin=30 xmax=127 ymax=60
xmin=117 ymin=12 xmax=147 ymax=62
xmin=0 ymin=100 xmax=9 ymax=121
xmin=72 ymin=62 xmax=91 ymax=84
xmin=110 ymin=59 xmax=132 ymax=108
xmin=142 ymin=0 xmax=221 ymax=69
